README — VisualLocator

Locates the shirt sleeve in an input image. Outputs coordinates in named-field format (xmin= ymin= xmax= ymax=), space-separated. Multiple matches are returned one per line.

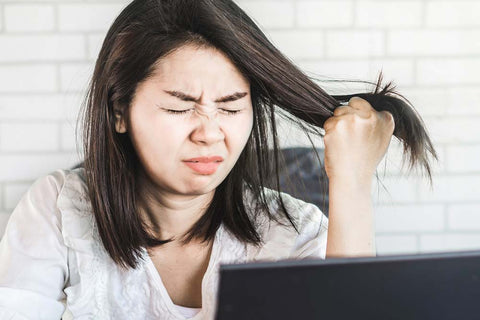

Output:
xmin=0 ymin=170 xmax=68 ymax=320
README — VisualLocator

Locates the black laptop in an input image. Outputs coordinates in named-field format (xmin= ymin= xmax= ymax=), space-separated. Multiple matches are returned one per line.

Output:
xmin=215 ymin=250 xmax=480 ymax=320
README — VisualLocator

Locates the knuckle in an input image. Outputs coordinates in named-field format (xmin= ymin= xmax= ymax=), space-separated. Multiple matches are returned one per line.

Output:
xmin=348 ymin=96 xmax=364 ymax=105
xmin=345 ymin=113 xmax=355 ymax=121
xmin=349 ymin=96 xmax=370 ymax=108
xmin=349 ymin=113 xmax=362 ymax=125
xmin=333 ymin=105 xmax=349 ymax=116
xmin=385 ymin=111 xmax=395 ymax=123
xmin=382 ymin=111 xmax=395 ymax=131
xmin=323 ymin=117 xmax=335 ymax=130
xmin=365 ymin=110 xmax=377 ymax=122
xmin=324 ymin=116 xmax=334 ymax=125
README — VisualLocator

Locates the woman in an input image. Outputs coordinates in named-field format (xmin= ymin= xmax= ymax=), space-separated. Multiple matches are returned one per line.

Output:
xmin=0 ymin=0 xmax=437 ymax=319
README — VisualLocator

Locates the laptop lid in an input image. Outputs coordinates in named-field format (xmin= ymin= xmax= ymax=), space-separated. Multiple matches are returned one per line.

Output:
xmin=215 ymin=250 xmax=480 ymax=320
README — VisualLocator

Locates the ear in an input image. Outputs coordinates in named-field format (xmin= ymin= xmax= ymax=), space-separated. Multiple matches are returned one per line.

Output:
xmin=114 ymin=103 xmax=127 ymax=134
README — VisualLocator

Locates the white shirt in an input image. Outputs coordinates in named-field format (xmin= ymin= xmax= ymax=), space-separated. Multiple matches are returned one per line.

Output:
xmin=0 ymin=168 xmax=328 ymax=320
xmin=173 ymin=304 xmax=201 ymax=318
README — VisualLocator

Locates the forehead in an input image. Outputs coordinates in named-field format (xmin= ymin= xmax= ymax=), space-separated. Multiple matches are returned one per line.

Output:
xmin=149 ymin=45 xmax=250 ymax=91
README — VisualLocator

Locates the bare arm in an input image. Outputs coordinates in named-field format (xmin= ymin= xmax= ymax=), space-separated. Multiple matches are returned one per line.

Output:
xmin=326 ymin=176 xmax=376 ymax=258
xmin=322 ymin=97 xmax=394 ymax=258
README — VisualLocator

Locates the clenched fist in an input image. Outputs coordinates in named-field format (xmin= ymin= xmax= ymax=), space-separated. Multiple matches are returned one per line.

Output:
xmin=323 ymin=97 xmax=395 ymax=184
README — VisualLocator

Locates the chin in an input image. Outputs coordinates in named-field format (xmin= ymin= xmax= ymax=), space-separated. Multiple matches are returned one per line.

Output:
xmin=182 ymin=177 xmax=219 ymax=195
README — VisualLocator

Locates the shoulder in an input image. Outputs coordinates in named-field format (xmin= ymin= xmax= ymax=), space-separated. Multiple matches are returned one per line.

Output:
xmin=24 ymin=167 xmax=86 ymax=204
xmin=55 ymin=167 xmax=91 ymax=213
xmin=15 ymin=167 xmax=97 ymax=253
xmin=245 ymin=187 xmax=328 ymax=262
xmin=23 ymin=167 xmax=90 ymax=218
xmin=12 ymin=167 xmax=94 ymax=240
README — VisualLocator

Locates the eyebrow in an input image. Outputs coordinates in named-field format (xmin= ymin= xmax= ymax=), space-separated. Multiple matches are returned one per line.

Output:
xmin=164 ymin=90 xmax=248 ymax=103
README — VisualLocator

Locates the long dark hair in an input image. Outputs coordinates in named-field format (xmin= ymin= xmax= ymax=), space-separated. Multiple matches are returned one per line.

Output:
xmin=79 ymin=0 xmax=438 ymax=269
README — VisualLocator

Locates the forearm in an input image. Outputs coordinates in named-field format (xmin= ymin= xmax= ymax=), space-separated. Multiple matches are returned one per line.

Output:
xmin=325 ymin=177 xmax=376 ymax=258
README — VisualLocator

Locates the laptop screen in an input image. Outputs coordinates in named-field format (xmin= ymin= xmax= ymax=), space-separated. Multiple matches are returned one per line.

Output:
xmin=215 ymin=250 xmax=480 ymax=320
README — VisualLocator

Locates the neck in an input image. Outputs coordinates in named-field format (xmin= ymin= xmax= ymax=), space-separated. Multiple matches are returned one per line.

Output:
xmin=136 ymin=170 xmax=215 ymax=245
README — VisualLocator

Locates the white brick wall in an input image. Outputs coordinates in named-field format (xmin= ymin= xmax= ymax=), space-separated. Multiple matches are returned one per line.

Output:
xmin=4 ymin=4 xmax=55 ymax=32
xmin=0 ymin=0 xmax=479 ymax=257
xmin=297 ymin=1 xmax=354 ymax=27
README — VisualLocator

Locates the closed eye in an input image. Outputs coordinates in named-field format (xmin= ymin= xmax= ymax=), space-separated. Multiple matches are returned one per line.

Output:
xmin=220 ymin=109 xmax=241 ymax=115
xmin=165 ymin=109 xmax=193 ymax=115
xmin=164 ymin=108 xmax=242 ymax=116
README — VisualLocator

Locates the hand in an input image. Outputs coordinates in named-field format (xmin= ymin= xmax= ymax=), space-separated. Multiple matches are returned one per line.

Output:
xmin=323 ymin=97 xmax=395 ymax=184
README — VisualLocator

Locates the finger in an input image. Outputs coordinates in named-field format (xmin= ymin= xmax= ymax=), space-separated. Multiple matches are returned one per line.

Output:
xmin=333 ymin=105 xmax=353 ymax=117
xmin=380 ymin=110 xmax=394 ymax=123
xmin=380 ymin=110 xmax=395 ymax=133
xmin=348 ymin=96 xmax=374 ymax=112
xmin=323 ymin=116 xmax=336 ymax=133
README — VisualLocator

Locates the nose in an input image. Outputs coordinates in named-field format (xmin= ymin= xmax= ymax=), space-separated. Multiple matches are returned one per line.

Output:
xmin=190 ymin=109 xmax=225 ymax=145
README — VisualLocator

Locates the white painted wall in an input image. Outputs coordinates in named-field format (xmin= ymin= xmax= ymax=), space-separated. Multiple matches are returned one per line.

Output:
xmin=0 ymin=0 xmax=479 ymax=255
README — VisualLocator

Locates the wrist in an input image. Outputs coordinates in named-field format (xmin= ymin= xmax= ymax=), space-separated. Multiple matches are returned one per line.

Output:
xmin=329 ymin=174 xmax=373 ymax=192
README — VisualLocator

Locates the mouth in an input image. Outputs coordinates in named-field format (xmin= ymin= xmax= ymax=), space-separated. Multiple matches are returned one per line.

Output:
xmin=183 ymin=160 xmax=222 ymax=175
xmin=183 ymin=156 xmax=224 ymax=163
xmin=186 ymin=160 xmax=222 ymax=163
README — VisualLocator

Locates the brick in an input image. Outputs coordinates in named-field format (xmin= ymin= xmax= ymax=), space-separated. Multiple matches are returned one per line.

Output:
xmin=0 ymin=65 xmax=57 ymax=93
xmin=426 ymin=1 xmax=480 ymax=27
xmin=417 ymin=58 xmax=480 ymax=85
xmin=356 ymin=0 xmax=422 ymax=27
xmin=0 ymin=154 xmax=81 ymax=181
xmin=371 ymin=175 xmax=419 ymax=204
xmin=326 ymin=31 xmax=384 ymax=58
xmin=0 ymin=212 xmax=11 ymax=240
xmin=0 ymin=94 xmax=83 ymax=121
xmin=423 ymin=116 xmax=480 ymax=144
xmin=0 ymin=122 xmax=59 ymax=152
xmin=374 ymin=204 xmax=445 ymax=232
xmin=0 ymin=35 xmax=85 ymax=62
xmin=5 ymin=4 xmax=55 ymax=32
xmin=268 ymin=30 xmax=323 ymax=60
xmin=375 ymin=141 xmax=406 ymax=175
xmin=238 ymin=1 xmax=295 ymax=28
xmin=448 ymin=204 xmax=480 ymax=231
xmin=60 ymin=63 xmax=94 ymax=93
xmin=446 ymin=145 xmax=480 ymax=173
xmin=375 ymin=139 xmax=446 ymax=176
xmin=401 ymin=88 xmax=449 ymax=117
xmin=369 ymin=59 xmax=415 ymax=87
xmin=59 ymin=4 xmax=126 ymax=31
xmin=60 ymin=122 xmax=83 ymax=152
xmin=298 ymin=60 xmax=370 ymax=81
xmin=87 ymin=34 xmax=105 ymax=61
xmin=445 ymin=87 xmax=480 ymax=116
xmin=375 ymin=235 xmax=418 ymax=255
xmin=298 ymin=58 xmax=414 ymax=88
xmin=388 ymin=30 xmax=480 ymax=56
xmin=420 ymin=234 xmax=480 ymax=253
xmin=297 ymin=1 xmax=353 ymax=28
xmin=4 ymin=183 xmax=31 ymax=211
xmin=320 ymin=81 xmax=381 ymax=96
xmin=417 ymin=174 xmax=480 ymax=202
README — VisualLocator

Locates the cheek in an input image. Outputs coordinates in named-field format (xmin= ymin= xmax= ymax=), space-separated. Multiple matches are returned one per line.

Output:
xmin=130 ymin=114 xmax=186 ymax=161
xmin=225 ymin=113 xmax=253 ymax=150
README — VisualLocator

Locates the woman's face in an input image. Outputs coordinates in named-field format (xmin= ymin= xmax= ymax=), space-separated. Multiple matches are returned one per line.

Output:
xmin=116 ymin=45 xmax=253 ymax=196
